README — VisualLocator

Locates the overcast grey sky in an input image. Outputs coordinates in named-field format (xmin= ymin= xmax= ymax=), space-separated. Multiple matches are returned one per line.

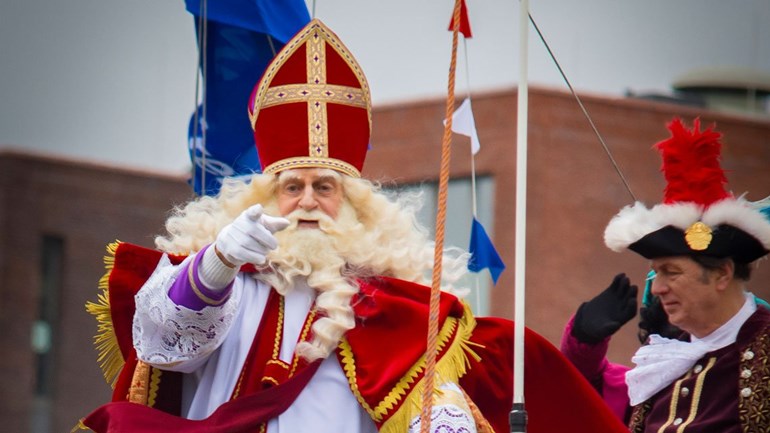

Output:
xmin=0 ymin=0 xmax=768 ymax=174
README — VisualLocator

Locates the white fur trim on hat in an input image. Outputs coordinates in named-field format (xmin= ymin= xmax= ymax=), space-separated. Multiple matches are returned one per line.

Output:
xmin=604 ymin=201 xmax=702 ymax=252
xmin=703 ymin=197 xmax=770 ymax=250
xmin=604 ymin=197 xmax=770 ymax=253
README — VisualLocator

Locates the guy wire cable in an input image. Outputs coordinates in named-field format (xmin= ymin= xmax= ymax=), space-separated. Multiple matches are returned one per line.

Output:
xmin=462 ymin=33 xmax=484 ymax=320
xmin=528 ymin=12 xmax=637 ymax=203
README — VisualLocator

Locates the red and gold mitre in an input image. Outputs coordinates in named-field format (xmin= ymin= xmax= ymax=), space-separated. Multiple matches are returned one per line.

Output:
xmin=248 ymin=19 xmax=371 ymax=177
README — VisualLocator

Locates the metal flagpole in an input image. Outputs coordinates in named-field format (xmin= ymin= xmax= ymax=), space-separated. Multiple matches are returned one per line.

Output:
xmin=510 ymin=0 xmax=529 ymax=431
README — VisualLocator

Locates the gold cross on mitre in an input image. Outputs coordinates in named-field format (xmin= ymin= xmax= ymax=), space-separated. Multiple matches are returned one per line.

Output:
xmin=248 ymin=19 xmax=372 ymax=177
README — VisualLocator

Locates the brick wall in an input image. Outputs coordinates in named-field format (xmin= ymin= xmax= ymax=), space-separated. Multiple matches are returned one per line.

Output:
xmin=0 ymin=152 xmax=191 ymax=431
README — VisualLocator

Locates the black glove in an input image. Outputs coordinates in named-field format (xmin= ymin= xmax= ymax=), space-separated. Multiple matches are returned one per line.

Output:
xmin=572 ymin=273 xmax=638 ymax=344
xmin=638 ymin=295 xmax=682 ymax=343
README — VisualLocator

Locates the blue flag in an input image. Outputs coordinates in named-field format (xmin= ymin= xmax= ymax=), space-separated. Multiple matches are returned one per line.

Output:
xmin=185 ymin=0 xmax=310 ymax=195
xmin=468 ymin=217 xmax=506 ymax=284
xmin=185 ymin=0 xmax=310 ymax=43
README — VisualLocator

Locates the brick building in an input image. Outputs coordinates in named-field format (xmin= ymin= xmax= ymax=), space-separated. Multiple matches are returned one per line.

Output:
xmin=1 ymin=87 xmax=769 ymax=432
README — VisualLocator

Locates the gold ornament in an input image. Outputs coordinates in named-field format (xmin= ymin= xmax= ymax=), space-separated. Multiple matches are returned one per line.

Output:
xmin=685 ymin=221 xmax=712 ymax=251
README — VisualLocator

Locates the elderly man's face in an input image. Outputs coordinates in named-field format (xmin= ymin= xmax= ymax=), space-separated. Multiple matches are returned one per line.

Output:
xmin=276 ymin=168 xmax=344 ymax=227
xmin=649 ymin=256 xmax=725 ymax=338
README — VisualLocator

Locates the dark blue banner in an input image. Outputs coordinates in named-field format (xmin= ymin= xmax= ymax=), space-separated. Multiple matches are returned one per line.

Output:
xmin=185 ymin=0 xmax=310 ymax=195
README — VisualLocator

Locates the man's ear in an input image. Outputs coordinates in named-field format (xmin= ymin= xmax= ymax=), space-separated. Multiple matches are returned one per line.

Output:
xmin=713 ymin=260 xmax=734 ymax=291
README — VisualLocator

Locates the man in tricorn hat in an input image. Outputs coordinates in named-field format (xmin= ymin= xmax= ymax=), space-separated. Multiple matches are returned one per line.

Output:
xmin=603 ymin=118 xmax=770 ymax=431
xmin=78 ymin=19 xmax=628 ymax=433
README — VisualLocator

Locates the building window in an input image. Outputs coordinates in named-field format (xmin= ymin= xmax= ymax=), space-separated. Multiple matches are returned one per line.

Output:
xmin=30 ymin=235 xmax=63 ymax=433
xmin=387 ymin=176 xmax=495 ymax=315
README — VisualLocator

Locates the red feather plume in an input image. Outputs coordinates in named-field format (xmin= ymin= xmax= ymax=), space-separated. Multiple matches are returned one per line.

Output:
xmin=654 ymin=118 xmax=731 ymax=206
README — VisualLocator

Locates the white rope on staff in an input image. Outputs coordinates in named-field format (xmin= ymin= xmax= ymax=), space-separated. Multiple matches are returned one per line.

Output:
xmin=512 ymin=0 xmax=529 ymax=430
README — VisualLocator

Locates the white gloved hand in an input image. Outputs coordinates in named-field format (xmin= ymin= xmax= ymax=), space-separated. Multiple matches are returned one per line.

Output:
xmin=214 ymin=204 xmax=290 ymax=267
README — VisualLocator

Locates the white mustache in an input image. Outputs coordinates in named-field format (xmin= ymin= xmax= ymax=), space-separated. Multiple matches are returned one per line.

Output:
xmin=284 ymin=210 xmax=334 ymax=230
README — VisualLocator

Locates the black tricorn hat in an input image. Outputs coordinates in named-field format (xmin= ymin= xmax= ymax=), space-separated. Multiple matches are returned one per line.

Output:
xmin=604 ymin=118 xmax=770 ymax=264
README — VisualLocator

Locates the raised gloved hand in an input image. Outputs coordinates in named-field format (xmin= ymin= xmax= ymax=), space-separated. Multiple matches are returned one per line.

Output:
xmin=572 ymin=273 xmax=638 ymax=344
xmin=214 ymin=204 xmax=290 ymax=267
xmin=638 ymin=296 xmax=681 ymax=343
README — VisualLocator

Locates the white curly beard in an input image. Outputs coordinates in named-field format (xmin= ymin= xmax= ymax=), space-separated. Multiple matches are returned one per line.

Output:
xmin=259 ymin=203 xmax=360 ymax=361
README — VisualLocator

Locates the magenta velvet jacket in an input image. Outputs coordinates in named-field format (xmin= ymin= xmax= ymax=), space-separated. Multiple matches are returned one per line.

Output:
xmin=559 ymin=314 xmax=631 ymax=422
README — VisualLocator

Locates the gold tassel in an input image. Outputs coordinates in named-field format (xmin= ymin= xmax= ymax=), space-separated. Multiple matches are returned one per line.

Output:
xmin=84 ymin=241 xmax=124 ymax=387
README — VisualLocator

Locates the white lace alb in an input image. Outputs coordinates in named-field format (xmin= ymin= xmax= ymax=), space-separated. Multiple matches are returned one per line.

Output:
xmin=407 ymin=383 xmax=478 ymax=433
xmin=132 ymin=254 xmax=241 ymax=367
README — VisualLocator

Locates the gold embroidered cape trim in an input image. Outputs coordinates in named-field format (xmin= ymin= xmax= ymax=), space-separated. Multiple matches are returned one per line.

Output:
xmin=232 ymin=294 xmax=316 ymax=398
xmin=291 ymin=308 xmax=317 ymax=376
xmin=273 ymin=296 xmax=285 ymax=359
xmin=232 ymin=293 xmax=286 ymax=399
xmin=338 ymin=303 xmax=481 ymax=433
xmin=148 ymin=365 xmax=162 ymax=406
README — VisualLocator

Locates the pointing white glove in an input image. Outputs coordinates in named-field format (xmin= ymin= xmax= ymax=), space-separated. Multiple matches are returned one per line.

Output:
xmin=197 ymin=204 xmax=289 ymax=291
xmin=215 ymin=204 xmax=290 ymax=267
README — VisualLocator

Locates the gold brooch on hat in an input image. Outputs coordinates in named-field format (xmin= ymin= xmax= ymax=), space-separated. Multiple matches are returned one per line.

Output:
xmin=685 ymin=221 xmax=712 ymax=251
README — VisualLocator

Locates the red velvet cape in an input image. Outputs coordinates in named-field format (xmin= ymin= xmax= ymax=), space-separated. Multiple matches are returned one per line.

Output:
xmin=82 ymin=242 xmax=628 ymax=433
